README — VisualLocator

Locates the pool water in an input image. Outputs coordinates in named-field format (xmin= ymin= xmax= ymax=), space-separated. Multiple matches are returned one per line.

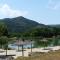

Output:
xmin=8 ymin=44 xmax=34 ymax=49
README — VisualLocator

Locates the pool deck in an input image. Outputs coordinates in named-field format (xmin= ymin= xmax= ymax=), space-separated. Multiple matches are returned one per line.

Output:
xmin=0 ymin=46 xmax=60 ymax=59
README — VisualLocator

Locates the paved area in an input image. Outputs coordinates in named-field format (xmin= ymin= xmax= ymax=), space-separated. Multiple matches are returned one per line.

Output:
xmin=0 ymin=46 xmax=60 ymax=59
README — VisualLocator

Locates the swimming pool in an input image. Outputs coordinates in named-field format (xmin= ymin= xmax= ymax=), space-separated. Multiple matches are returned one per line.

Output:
xmin=8 ymin=43 xmax=34 ymax=50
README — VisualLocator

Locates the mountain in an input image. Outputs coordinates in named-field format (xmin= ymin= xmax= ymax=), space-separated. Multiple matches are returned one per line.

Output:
xmin=0 ymin=16 xmax=46 ymax=33
xmin=48 ymin=24 xmax=60 ymax=28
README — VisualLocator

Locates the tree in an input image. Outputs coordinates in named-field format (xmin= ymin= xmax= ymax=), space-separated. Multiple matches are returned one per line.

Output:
xmin=0 ymin=36 xmax=9 ymax=56
xmin=0 ymin=36 xmax=8 ymax=48
xmin=0 ymin=22 xmax=8 ymax=36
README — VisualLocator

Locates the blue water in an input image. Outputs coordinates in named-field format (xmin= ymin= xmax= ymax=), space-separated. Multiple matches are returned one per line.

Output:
xmin=8 ymin=44 xmax=33 ymax=49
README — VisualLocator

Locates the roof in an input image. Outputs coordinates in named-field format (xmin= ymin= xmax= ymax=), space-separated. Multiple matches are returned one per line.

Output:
xmin=13 ymin=40 xmax=34 ymax=46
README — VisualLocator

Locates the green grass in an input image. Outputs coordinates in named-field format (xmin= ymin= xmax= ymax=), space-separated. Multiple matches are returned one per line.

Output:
xmin=15 ymin=50 xmax=60 ymax=60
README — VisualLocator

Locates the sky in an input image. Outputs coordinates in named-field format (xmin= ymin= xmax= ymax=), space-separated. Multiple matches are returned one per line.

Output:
xmin=0 ymin=0 xmax=60 ymax=25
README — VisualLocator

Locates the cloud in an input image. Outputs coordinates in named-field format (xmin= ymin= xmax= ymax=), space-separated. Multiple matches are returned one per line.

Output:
xmin=47 ymin=0 xmax=60 ymax=10
xmin=0 ymin=4 xmax=28 ymax=18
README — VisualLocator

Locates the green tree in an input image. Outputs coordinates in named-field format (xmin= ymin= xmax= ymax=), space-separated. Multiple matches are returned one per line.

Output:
xmin=0 ymin=22 xmax=8 ymax=36
xmin=0 ymin=36 xmax=12 ymax=56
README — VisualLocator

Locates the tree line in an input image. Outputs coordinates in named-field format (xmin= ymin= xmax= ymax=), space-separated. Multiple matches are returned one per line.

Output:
xmin=22 ymin=27 xmax=60 ymax=38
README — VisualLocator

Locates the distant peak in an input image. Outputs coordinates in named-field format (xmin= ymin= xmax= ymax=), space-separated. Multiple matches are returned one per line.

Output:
xmin=20 ymin=16 xmax=24 ymax=18
xmin=15 ymin=16 xmax=25 ymax=19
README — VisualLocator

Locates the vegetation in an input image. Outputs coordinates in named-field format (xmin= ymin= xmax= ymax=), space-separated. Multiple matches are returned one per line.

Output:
xmin=0 ymin=22 xmax=13 ymax=51
xmin=0 ymin=16 xmax=43 ymax=33
xmin=0 ymin=16 xmax=60 ymax=38
xmin=0 ymin=22 xmax=8 ymax=36
xmin=0 ymin=17 xmax=60 ymax=48
xmin=23 ymin=27 xmax=60 ymax=38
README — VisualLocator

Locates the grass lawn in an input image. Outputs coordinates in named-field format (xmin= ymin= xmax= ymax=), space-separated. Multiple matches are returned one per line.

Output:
xmin=15 ymin=50 xmax=60 ymax=60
